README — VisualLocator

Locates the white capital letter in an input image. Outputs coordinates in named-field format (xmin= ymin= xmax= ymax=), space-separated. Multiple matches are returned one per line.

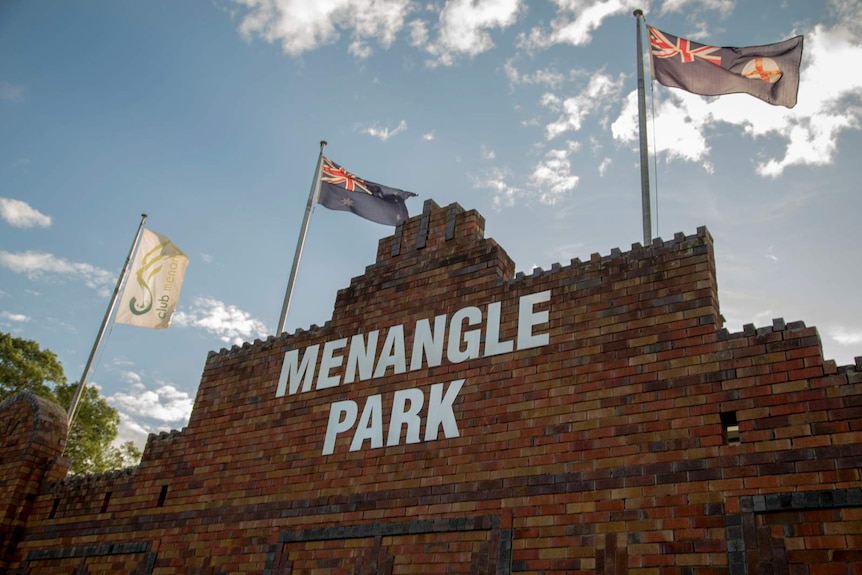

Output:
xmin=344 ymin=331 xmax=379 ymax=384
xmin=425 ymin=379 xmax=464 ymax=441
xmin=350 ymin=394 xmax=384 ymax=452
xmin=322 ymin=400 xmax=357 ymax=455
xmin=517 ymin=290 xmax=550 ymax=350
xmin=447 ymin=307 xmax=482 ymax=364
xmin=484 ymin=301 xmax=514 ymax=356
xmin=374 ymin=325 xmax=406 ymax=378
xmin=387 ymin=388 xmax=425 ymax=446
xmin=410 ymin=315 xmax=447 ymax=371
xmin=317 ymin=338 xmax=347 ymax=390
xmin=275 ymin=345 xmax=319 ymax=397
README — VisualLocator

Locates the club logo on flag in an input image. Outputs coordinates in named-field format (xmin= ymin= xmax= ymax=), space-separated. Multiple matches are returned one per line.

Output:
xmin=116 ymin=229 xmax=189 ymax=329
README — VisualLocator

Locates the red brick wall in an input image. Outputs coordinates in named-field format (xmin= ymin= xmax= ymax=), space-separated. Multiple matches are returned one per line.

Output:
xmin=0 ymin=392 xmax=68 ymax=571
xmin=2 ymin=201 xmax=861 ymax=574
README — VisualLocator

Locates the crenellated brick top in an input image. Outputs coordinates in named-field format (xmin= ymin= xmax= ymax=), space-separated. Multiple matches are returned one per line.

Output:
xmin=0 ymin=391 xmax=68 ymax=468
xmin=205 ymin=205 xmax=716 ymax=362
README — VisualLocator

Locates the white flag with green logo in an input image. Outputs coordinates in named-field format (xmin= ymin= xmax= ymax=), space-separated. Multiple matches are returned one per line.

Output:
xmin=116 ymin=228 xmax=189 ymax=329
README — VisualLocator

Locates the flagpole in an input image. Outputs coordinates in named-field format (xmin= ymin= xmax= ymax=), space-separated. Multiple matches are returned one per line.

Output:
xmin=67 ymin=213 xmax=148 ymax=427
xmin=634 ymin=9 xmax=652 ymax=247
xmin=277 ymin=140 xmax=327 ymax=335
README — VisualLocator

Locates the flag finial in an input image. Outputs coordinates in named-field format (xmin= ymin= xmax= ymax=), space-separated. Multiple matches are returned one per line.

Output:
xmin=633 ymin=9 xmax=643 ymax=17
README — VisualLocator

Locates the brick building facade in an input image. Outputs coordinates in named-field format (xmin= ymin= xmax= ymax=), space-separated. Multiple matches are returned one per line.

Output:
xmin=1 ymin=200 xmax=861 ymax=574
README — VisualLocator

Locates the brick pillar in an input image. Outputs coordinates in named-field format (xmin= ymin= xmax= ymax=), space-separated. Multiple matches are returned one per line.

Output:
xmin=0 ymin=392 xmax=69 ymax=570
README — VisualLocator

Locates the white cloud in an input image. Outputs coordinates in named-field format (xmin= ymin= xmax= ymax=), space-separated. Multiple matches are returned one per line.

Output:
xmin=611 ymin=89 xmax=713 ymax=170
xmin=530 ymin=159 xmax=579 ymax=204
xmin=172 ymin=296 xmax=269 ymax=344
xmin=0 ymin=198 xmax=52 ymax=228
xmin=232 ymin=0 xmax=411 ymax=58
xmin=355 ymin=119 xmax=407 ymax=141
xmin=0 ymin=82 xmax=23 ymax=102
xmin=471 ymin=165 xmax=522 ymax=210
xmin=408 ymin=18 xmax=429 ymax=47
xmin=518 ymin=0 xmax=738 ymax=51
xmin=114 ymin=415 xmax=152 ymax=451
xmin=0 ymin=311 xmax=29 ymax=322
xmin=598 ymin=157 xmax=612 ymax=176
xmin=756 ymin=23 xmax=862 ymax=176
xmin=422 ymin=131 xmax=435 ymax=141
xmin=348 ymin=38 xmax=373 ymax=58
xmin=527 ymin=68 xmax=567 ymax=88
xmin=120 ymin=370 xmax=143 ymax=384
xmin=831 ymin=328 xmax=862 ymax=346
xmin=0 ymin=250 xmax=115 ymax=294
xmin=503 ymin=59 xmax=520 ymax=84
xmin=103 ymin=365 xmax=192 ymax=450
xmin=481 ymin=144 xmax=496 ymax=160
xmin=529 ymin=143 xmax=580 ymax=204
xmin=543 ymin=72 xmax=624 ymax=140
xmin=108 ymin=383 xmax=194 ymax=423
xmin=660 ymin=0 xmax=735 ymax=16
xmin=422 ymin=0 xmax=523 ymax=67
xmin=519 ymin=0 xmax=639 ymax=50
xmin=504 ymin=59 xmax=566 ymax=89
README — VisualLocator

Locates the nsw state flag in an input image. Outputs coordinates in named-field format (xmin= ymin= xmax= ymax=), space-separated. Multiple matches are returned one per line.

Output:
xmin=317 ymin=157 xmax=416 ymax=226
xmin=648 ymin=27 xmax=803 ymax=108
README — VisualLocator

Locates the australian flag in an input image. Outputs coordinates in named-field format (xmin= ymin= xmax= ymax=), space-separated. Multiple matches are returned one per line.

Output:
xmin=317 ymin=157 xmax=416 ymax=226
xmin=648 ymin=27 xmax=803 ymax=108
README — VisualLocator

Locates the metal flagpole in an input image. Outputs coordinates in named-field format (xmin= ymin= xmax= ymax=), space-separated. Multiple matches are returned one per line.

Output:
xmin=634 ymin=9 xmax=652 ymax=247
xmin=277 ymin=140 xmax=328 ymax=335
xmin=67 ymin=213 xmax=148 ymax=428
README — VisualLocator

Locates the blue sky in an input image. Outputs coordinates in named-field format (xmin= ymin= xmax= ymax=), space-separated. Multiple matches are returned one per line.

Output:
xmin=2 ymin=0 xmax=861 ymax=450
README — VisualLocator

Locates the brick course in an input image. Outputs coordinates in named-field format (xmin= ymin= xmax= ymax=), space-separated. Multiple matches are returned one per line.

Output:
xmin=1 ymin=201 xmax=860 ymax=574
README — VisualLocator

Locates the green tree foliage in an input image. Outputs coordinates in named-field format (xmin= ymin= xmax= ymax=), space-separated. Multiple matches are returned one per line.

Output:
xmin=55 ymin=381 xmax=122 ymax=475
xmin=0 ymin=331 xmax=66 ymax=397
xmin=0 ymin=332 xmax=143 ymax=475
